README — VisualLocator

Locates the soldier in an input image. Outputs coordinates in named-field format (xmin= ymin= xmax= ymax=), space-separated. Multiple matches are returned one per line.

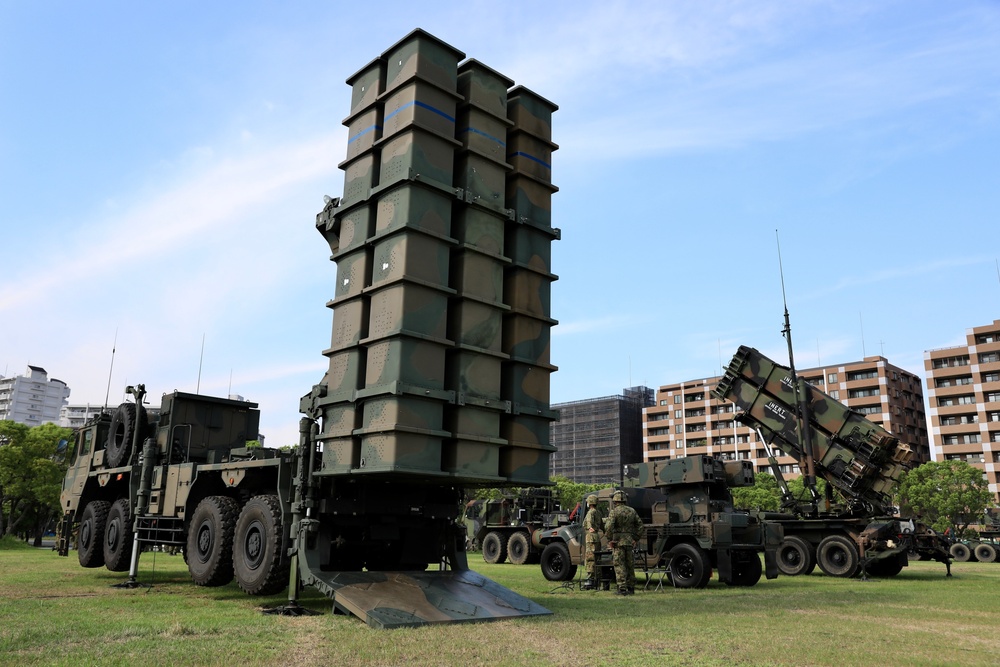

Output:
xmin=604 ymin=490 xmax=642 ymax=595
xmin=581 ymin=494 xmax=604 ymax=590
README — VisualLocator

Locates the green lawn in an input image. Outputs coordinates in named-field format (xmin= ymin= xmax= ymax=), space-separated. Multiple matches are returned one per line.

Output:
xmin=1 ymin=544 xmax=996 ymax=666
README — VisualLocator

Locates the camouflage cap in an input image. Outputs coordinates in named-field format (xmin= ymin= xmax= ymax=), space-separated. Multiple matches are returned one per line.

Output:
xmin=612 ymin=490 xmax=627 ymax=503
xmin=586 ymin=494 xmax=598 ymax=506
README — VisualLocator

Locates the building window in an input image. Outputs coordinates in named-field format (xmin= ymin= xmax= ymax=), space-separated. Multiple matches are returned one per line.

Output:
xmin=675 ymin=425 xmax=683 ymax=434
xmin=984 ymin=372 xmax=1000 ymax=383
xmin=848 ymin=370 xmax=878 ymax=381
xmin=933 ymin=355 xmax=970 ymax=369
xmin=857 ymin=405 xmax=881 ymax=415
xmin=830 ymin=390 xmax=839 ymax=400
xmin=980 ymin=352 xmax=1000 ymax=364
xmin=988 ymin=392 xmax=1000 ymax=403
xmin=976 ymin=333 xmax=998 ymax=344
xmin=849 ymin=388 xmax=880 ymax=399
xmin=673 ymin=396 xmax=681 ymax=404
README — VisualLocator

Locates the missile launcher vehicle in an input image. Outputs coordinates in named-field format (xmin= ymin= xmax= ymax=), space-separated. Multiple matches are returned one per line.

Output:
xmin=713 ymin=345 xmax=952 ymax=578
xmin=58 ymin=28 xmax=560 ymax=628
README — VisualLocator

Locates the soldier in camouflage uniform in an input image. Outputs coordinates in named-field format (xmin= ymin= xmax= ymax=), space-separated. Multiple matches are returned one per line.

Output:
xmin=604 ymin=490 xmax=642 ymax=595
xmin=581 ymin=494 xmax=604 ymax=590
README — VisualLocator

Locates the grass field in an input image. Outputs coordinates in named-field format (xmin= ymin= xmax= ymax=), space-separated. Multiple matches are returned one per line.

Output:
xmin=1 ymin=541 xmax=997 ymax=667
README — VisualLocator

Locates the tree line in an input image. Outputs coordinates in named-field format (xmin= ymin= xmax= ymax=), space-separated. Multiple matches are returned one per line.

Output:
xmin=0 ymin=421 xmax=74 ymax=546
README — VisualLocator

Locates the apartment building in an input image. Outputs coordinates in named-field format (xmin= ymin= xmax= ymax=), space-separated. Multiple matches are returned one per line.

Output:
xmin=0 ymin=365 xmax=71 ymax=426
xmin=925 ymin=319 xmax=1000 ymax=501
xmin=549 ymin=386 xmax=653 ymax=484
xmin=644 ymin=355 xmax=930 ymax=476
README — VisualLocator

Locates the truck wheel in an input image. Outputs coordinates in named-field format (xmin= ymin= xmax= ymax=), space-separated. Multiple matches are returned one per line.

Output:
xmin=78 ymin=500 xmax=111 ymax=568
xmin=540 ymin=542 xmax=577 ymax=581
xmin=777 ymin=536 xmax=815 ymax=576
xmin=726 ymin=552 xmax=763 ymax=586
xmin=507 ymin=532 xmax=531 ymax=565
xmin=817 ymin=535 xmax=859 ymax=577
xmin=482 ymin=531 xmax=507 ymax=564
xmin=974 ymin=543 xmax=997 ymax=563
xmin=865 ymin=553 xmax=905 ymax=577
xmin=950 ymin=543 xmax=972 ymax=562
xmin=234 ymin=495 xmax=288 ymax=596
xmin=103 ymin=498 xmax=133 ymax=572
xmin=105 ymin=403 xmax=146 ymax=468
xmin=186 ymin=496 xmax=239 ymax=586
xmin=668 ymin=543 xmax=712 ymax=588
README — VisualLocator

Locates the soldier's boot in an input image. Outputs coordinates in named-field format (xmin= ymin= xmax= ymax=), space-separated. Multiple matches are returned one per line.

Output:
xmin=581 ymin=576 xmax=596 ymax=591
xmin=627 ymin=586 xmax=635 ymax=595
xmin=614 ymin=587 xmax=628 ymax=596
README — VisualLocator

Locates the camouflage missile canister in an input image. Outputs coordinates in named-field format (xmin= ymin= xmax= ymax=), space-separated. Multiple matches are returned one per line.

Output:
xmin=499 ymin=86 xmax=559 ymax=484
xmin=713 ymin=345 xmax=910 ymax=512
xmin=313 ymin=29 xmax=557 ymax=485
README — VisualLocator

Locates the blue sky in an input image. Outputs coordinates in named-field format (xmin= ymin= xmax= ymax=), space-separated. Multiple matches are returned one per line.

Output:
xmin=2 ymin=1 xmax=998 ymax=447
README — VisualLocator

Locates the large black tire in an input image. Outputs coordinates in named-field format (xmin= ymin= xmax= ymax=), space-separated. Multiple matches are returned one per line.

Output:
xmin=482 ymin=531 xmax=507 ymax=564
xmin=78 ymin=500 xmax=111 ymax=568
xmin=507 ymin=531 xmax=531 ymax=565
xmin=186 ymin=496 xmax=239 ymax=586
xmin=817 ymin=535 xmax=860 ymax=577
xmin=777 ymin=536 xmax=816 ymax=576
xmin=103 ymin=498 xmax=133 ymax=572
xmin=974 ymin=543 xmax=997 ymax=563
xmin=233 ymin=495 xmax=288 ymax=596
xmin=726 ymin=552 xmax=763 ymax=587
xmin=669 ymin=543 xmax=712 ymax=589
xmin=540 ymin=542 xmax=577 ymax=582
xmin=865 ymin=553 xmax=905 ymax=577
xmin=105 ymin=403 xmax=146 ymax=468
xmin=950 ymin=542 xmax=972 ymax=562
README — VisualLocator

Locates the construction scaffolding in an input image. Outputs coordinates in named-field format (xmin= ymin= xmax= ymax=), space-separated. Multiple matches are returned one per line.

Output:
xmin=549 ymin=386 xmax=653 ymax=484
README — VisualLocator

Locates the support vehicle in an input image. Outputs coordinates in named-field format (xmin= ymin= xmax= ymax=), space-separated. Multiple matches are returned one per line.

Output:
xmin=532 ymin=455 xmax=782 ymax=588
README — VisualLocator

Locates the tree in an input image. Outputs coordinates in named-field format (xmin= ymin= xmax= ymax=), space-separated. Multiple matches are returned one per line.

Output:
xmin=898 ymin=461 xmax=994 ymax=536
xmin=0 ymin=421 xmax=73 ymax=545
xmin=731 ymin=471 xmax=781 ymax=511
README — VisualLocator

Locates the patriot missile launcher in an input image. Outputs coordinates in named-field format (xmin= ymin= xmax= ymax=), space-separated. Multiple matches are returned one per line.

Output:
xmin=714 ymin=345 xmax=952 ymax=577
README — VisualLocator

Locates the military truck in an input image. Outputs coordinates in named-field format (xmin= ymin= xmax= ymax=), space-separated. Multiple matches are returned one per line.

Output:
xmin=713 ymin=345 xmax=952 ymax=578
xmin=948 ymin=508 xmax=1000 ymax=563
xmin=464 ymin=488 xmax=566 ymax=564
xmin=532 ymin=455 xmax=781 ymax=588
xmin=57 ymin=28 xmax=561 ymax=629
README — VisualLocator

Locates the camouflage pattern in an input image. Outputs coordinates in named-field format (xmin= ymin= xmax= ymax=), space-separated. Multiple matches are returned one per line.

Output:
xmin=714 ymin=346 xmax=954 ymax=576
xmin=605 ymin=498 xmax=642 ymax=591
xmin=382 ymin=28 xmax=464 ymax=95
xmin=344 ymin=105 xmax=383 ymax=160
xmin=625 ymin=456 xmax=782 ymax=584
xmin=456 ymin=105 xmax=510 ymax=164
xmin=582 ymin=501 xmax=605 ymax=576
xmin=374 ymin=180 xmax=453 ymax=239
xmin=61 ymin=29 xmax=559 ymax=629
xmin=377 ymin=127 xmax=462 ymax=193
xmin=346 ymin=57 xmax=385 ymax=118
xmin=381 ymin=79 xmax=461 ymax=141
xmin=457 ymin=59 xmax=514 ymax=119
xmin=507 ymin=130 xmax=556 ymax=183
xmin=713 ymin=345 xmax=911 ymax=514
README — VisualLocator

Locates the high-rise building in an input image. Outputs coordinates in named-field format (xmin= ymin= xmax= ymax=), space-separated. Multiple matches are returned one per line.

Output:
xmin=925 ymin=319 xmax=1000 ymax=501
xmin=550 ymin=386 xmax=654 ymax=484
xmin=645 ymin=355 xmax=930 ymax=475
xmin=0 ymin=366 xmax=71 ymax=426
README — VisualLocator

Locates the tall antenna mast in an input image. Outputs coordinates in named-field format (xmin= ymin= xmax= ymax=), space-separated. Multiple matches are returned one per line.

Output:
xmin=196 ymin=333 xmax=205 ymax=394
xmin=103 ymin=328 xmax=118 ymax=410
xmin=776 ymin=230 xmax=819 ymax=511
